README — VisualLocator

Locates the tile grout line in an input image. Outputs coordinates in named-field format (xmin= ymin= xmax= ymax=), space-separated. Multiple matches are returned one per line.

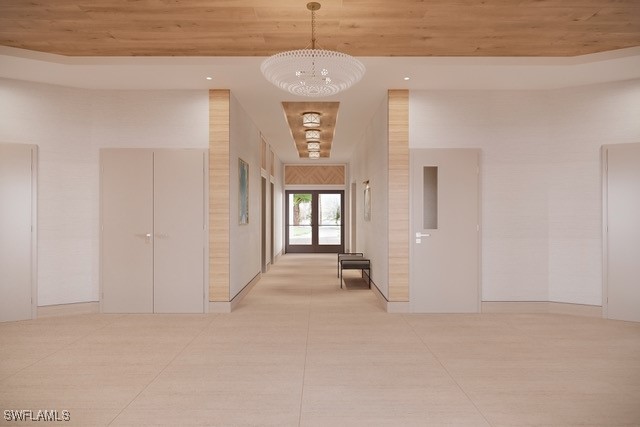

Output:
xmin=400 ymin=314 xmax=495 ymax=427
xmin=0 ymin=314 xmax=126 ymax=385
xmin=296 ymin=280 xmax=314 ymax=427
xmin=106 ymin=314 xmax=219 ymax=426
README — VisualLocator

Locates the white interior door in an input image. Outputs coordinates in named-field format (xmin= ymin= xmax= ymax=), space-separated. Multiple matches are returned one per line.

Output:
xmin=153 ymin=150 xmax=205 ymax=313
xmin=604 ymin=143 xmax=640 ymax=322
xmin=410 ymin=148 xmax=480 ymax=313
xmin=0 ymin=143 xmax=36 ymax=322
xmin=101 ymin=149 xmax=154 ymax=313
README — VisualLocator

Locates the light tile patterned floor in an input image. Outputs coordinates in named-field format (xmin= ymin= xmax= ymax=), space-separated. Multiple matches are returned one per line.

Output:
xmin=1 ymin=253 xmax=639 ymax=426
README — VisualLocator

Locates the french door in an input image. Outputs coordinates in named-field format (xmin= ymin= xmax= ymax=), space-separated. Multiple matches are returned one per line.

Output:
xmin=285 ymin=190 xmax=344 ymax=253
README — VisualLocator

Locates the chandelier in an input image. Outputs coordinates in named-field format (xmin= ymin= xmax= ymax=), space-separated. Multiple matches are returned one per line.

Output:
xmin=260 ymin=2 xmax=365 ymax=97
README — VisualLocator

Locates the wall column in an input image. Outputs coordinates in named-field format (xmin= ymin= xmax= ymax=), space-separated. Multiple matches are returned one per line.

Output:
xmin=388 ymin=90 xmax=409 ymax=302
xmin=209 ymin=90 xmax=230 ymax=302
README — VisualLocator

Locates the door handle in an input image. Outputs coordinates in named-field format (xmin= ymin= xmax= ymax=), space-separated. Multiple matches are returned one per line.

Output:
xmin=155 ymin=233 xmax=169 ymax=239
xmin=415 ymin=232 xmax=431 ymax=237
xmin=134 ymin=233 xmax=153 ymax=243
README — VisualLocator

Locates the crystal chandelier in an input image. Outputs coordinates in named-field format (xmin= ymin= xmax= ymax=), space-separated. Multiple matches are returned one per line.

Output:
xmin=260 ymin=2 xmax=365 ymax=97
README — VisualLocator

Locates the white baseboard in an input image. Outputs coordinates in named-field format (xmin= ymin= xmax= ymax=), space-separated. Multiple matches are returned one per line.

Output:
xmin=367 ymin=275 xmax=410 ymax=313
xmin=208 ymin=301 xmax=232 ymax=313
xmin=387 ymin=301 xmax=410 ymax=313
xmin=208 ymin=272 xmax=262 ymax=313
xmin=38 ymin=302 xmax=99 ymax=318
xmin=482 ymin=301 xmax=602 ymax=318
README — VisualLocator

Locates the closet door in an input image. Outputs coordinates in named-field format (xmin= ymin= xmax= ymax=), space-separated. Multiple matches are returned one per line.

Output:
xmin=101 ymin=149 xmax=154 ymax=313
xmin=0 ymin=143 xmax=36 ymax=322
xmin=153 ymin=150 xmax=205 ymax=313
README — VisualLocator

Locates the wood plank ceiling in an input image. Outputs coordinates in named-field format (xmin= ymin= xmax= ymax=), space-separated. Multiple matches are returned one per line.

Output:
xmin=0 ymin=0 xmax=639 ymax=57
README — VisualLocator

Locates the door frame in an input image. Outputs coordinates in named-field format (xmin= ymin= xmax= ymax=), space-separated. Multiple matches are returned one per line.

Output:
xmin=285 ymin=190 xmax=345 ymax=253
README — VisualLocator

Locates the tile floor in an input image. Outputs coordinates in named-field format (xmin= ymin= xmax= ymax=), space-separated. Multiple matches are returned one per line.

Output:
xmin=1 ymin=253 xmax=639 ymax=426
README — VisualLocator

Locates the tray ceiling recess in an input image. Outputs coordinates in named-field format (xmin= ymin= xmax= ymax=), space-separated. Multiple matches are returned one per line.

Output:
xmin=282 ymin=102 xmax=340 ymax=159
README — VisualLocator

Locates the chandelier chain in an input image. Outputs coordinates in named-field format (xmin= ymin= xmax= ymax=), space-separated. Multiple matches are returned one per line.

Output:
xmin=311 ymin=8 xmax=316 ymax=49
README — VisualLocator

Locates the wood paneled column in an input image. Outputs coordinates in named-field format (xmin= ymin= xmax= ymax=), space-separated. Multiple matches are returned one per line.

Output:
xmin=388 ymin=90 xmax=409 ymax=302
xmin=209 ymin=90 xmax=230 ymax=302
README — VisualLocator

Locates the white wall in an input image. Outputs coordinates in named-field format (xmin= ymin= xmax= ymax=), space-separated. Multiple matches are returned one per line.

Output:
xmin=273 ymin=154 xmax=284 ymax=257
xmin=349 ymin=95 xmax=390 ymax=297
xmin=229 ymin=94 xmax=262 ymax=298
xmin=0 ymin=78 xmax=209 ymax=305
xmin=409 ymin=79 xmax=640 ymax=306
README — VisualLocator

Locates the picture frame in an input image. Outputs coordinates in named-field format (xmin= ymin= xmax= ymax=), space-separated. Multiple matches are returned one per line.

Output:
xmin=239 ymin=158 xmax=249 ymax=225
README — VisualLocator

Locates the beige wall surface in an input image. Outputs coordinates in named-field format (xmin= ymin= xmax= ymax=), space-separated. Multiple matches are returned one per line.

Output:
xmin=349 ymin=95 xmax=390 ymax=298
xmin=0 ymin=78 xmax=209 ymax=306
xmin=229 ymin=93 xmax=262 ymax=299
xmin=409 ymin=79 xmax=640 ymax=306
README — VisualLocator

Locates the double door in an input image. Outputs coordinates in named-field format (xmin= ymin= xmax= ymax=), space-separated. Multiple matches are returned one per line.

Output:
xmin=101 ymin=149 xmax=206 ymax=313
xmin=285 ymin=190 xmax=344 ymax=253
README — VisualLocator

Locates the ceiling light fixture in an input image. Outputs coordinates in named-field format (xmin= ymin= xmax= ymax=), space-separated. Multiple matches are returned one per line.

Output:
xmin=206 ymin=76 xmax=213 ymax=80
xmin=302 ymin=112 xmax=321 ymax=128
xmin=305 ymin=129 xmax=321 ymax=141
xmin=403 ymin=76 xmax=410 ymax=81
xmin=307 ymin=141 xmax=321 ymax=152
xmin=309 ymin=151 xmax=321 ymax=159
xmin=260 ymin=2 xmax=365 ymax=97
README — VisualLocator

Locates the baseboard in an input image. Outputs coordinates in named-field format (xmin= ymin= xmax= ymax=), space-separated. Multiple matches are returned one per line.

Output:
xmin=482 ymin=301 xmax=602 ymax=318
xmin=387 ymin=301 xmax=410 ymax=313
xmin=230 ymin=272 xmax=261 ymax=311
xmin=274 ymin=250 xmax=283 ymax=264
xmin=369 ymin=279 xmax=388 ymax=311
xmin=366 ymin=273 xmax=410 ymax=313
xmin=208 ymin=272 xmax=262 ymax=314
xmin=208 ymin=301 xmax=232 ymax=313
xmin=38 ymin=302 xmax=99 ymax=318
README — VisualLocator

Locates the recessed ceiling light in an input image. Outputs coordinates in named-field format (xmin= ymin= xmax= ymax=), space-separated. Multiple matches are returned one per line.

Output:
xmin=205 ymin=76 xmax=213 ymax=80
xmin=403 ymin=77 xmax=410 ymax=81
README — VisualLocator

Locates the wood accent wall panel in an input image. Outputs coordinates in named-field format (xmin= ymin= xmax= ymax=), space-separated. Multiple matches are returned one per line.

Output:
xmin=285 ymin=165 xmax=345 ymax=185
xmin=388 ymin=90 xmax=409 ymax=302
xmin=209 ymin=90 xmax=230 ymax=302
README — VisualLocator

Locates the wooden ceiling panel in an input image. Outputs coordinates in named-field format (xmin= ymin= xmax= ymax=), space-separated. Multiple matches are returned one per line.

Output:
xmin=0 ymin=0 xmax=638 ymax=57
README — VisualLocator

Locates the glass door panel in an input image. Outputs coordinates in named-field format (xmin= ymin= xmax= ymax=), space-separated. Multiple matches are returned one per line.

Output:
xmin=288 ymin=193 xmax=312 ymax=245
xmin=318 ymin=193 xmax=341 ymax=245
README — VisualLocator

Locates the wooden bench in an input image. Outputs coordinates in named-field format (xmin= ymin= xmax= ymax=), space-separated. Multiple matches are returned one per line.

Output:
xmin=339 ymin=255 xmax=371 ymax=289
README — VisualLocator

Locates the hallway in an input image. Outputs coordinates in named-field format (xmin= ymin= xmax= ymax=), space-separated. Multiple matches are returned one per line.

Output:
xmin=1 ymin=254 xmax=639 ymax=426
